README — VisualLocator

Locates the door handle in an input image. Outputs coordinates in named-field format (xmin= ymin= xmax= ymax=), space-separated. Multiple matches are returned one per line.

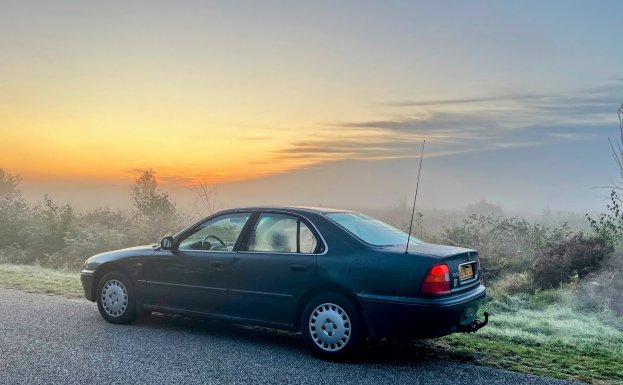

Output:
xmin=210 ymin=261 xmax=224 ymax=269
xmin=290 ymin=264 xmax=306 ymax=271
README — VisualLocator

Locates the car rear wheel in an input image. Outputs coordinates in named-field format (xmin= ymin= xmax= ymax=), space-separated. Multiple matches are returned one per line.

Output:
xmin=96 ymin=271 xmax=137 ymax=324
xmin=301 ymin=293 xmax=365 ymax=359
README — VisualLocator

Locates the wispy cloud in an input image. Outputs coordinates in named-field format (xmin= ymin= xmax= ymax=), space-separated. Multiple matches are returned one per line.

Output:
xmin=239 ymin=136 xmax=272 ymax=141
xmin=271 ymin=82 xmax=622 ymax=164
xmin=385 ymin=94 xmax=538 ymax=107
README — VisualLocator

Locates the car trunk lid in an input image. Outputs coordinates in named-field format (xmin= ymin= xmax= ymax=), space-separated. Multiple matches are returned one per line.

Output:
xmin=386 ymin=242 xmax=480 ymax=292
xmin=440 ymin=250 xmax=480 ymax=292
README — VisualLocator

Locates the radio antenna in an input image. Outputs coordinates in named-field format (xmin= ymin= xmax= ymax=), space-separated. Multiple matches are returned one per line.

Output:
xmin=405 ymin=140 xmax=426 ymax=254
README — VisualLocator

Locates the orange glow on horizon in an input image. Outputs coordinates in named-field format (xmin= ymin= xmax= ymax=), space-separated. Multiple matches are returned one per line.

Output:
xmin=0 ymin=82 xmax=389 ymax=186
xmin=0 ymin=113 xmax=357 ymax=186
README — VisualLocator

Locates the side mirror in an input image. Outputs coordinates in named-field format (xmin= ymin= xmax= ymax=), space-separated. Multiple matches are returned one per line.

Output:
xmin=160 ymin=235 xmax=174 ymax=250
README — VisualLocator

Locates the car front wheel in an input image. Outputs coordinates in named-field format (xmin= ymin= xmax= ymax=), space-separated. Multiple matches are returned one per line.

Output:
xmin=96 ymin=271 xmax=137 ymax=324
xmin=301 ymin=293 xmax=365 ymax=359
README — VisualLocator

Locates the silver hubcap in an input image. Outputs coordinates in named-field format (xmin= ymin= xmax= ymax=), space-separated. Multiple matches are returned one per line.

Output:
xmin=101 ymin=280 xmax=128 ymax=317
xmin=309 ymin=303 xmax=351 ymax=352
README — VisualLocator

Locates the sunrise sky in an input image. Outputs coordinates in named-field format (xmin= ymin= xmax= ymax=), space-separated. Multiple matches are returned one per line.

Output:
xmin=1 ymin=1 xmax=622 ymax=212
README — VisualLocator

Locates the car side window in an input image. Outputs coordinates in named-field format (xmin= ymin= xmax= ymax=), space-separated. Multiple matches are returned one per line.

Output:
xmin=178 ymin=213 xmax=251 ymax=252
xmin=247 ymin=213 xmax=318 ymax=254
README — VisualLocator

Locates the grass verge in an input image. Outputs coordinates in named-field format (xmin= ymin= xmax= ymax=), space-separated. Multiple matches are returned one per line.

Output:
xmin=1 ymin=263 xmax=621 ymax=383
xmin=418 ymin=291 xmax=623 ymax=384
xmin=0 ymin=263 xmax=82 ymax=298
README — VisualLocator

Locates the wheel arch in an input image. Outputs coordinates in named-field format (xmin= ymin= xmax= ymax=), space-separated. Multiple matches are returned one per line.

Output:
xmin=91 ymin=262 xmax=134 ymax=301
xmin=293 ymin=284 xmax=368 ymax=335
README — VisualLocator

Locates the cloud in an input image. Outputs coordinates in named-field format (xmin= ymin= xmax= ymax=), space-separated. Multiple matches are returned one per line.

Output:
xmin=548 ymin=132 xmax=599 ymax=141
xmin=388 ymin=80 xmax=622 ymax=114
xmin=239 ymin=136 xmax=271 ymax=141
xmin=385 ymin=94 xmax=538 ymax=107
xmin=273 ymin=82 xmax=623 ymax=164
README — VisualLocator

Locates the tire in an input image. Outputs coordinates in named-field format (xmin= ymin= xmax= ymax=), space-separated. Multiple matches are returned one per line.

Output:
xmin=300 ymin=292 xmax=366 ymax=359
xmin=96 ymin=271 xmax=137 ymax=324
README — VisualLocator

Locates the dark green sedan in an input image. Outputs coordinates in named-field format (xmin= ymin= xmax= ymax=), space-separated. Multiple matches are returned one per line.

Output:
xmin=81 ymin=206 xmax=487 ymax=358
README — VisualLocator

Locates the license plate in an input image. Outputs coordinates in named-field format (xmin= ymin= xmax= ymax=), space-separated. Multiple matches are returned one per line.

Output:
xmin=459 ymin=263 xmax=474 ymax=280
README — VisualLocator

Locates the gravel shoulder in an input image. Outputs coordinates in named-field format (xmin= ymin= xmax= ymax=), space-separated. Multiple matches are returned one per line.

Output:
xmin=0 ymin=288 xmax=582 ymax=385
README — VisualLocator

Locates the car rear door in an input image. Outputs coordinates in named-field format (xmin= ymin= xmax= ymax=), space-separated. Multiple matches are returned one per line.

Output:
xmin=227 ymin=211 xmax=322 ymax=326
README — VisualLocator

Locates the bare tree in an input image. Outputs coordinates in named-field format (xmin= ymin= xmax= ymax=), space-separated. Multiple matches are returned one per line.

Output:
xmin=192 ymin=178 xmax=219 ymax=215
xmin=609 ymin=103 xmax=623 ymax=189
xmin=587 ymin=103 xmax=623 ymax=244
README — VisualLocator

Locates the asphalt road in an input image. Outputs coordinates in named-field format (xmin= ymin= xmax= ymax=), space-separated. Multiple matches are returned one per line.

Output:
xmin=0 ymin=288 xmax=580 ymax=385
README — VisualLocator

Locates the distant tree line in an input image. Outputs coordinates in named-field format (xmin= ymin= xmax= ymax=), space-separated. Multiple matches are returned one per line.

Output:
xmin=0 ymin=168 xmax=183 ymax=270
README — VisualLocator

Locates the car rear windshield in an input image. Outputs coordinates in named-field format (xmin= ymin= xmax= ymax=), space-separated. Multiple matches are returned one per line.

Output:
xmin=324 ymin=212 xmax=421 ymax=247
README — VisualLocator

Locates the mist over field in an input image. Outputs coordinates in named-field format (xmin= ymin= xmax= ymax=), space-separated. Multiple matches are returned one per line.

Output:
xmin=16 ymin=168 xmax=596 ymax=236
xmin=17 ymin=148 xmax=618 ymax=218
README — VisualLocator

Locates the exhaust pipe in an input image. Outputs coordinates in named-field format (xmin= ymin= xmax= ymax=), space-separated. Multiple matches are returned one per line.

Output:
xmin=459 ymin=312 xmax=489 ymax=333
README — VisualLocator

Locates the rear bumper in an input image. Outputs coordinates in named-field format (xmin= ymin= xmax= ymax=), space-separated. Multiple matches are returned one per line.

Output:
xmin=80 ymin=270 xmax=95 ymax=302
xmin=357 ymin=285 xmax=486 ymax=339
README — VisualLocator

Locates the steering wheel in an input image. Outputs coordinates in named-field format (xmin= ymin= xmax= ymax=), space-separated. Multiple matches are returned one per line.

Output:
xmin=202 ymin=234 xmax=227 ymax=250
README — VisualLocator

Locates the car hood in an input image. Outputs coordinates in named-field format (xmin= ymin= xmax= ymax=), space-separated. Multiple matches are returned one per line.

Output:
xmin=383 ymin=242 xmax=475 ymax=257
xmin=97 ymin=244 xmax=157 ymax=256
xmin=84 ymin=244 xmax=158 ymax=269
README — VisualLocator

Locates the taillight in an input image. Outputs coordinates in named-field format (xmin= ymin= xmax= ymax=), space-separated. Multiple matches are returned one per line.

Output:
xmin=421 ymin=264 xmax=451 ymax=294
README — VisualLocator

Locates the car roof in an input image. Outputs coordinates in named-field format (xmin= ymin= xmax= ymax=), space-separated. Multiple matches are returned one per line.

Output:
xmin=231 ymin=205 xmax=354 ymax=215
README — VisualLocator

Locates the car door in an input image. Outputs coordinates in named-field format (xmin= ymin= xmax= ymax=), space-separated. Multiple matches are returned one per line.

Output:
xmin=137 ymin=211 xmax=253 ymax=315
xmin=227 ymin=212 xmax=322 ymax=326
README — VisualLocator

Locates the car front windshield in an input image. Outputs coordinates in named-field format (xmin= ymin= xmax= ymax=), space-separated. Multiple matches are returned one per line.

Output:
xmin=324 ymin=212 xmax=421 ymax=247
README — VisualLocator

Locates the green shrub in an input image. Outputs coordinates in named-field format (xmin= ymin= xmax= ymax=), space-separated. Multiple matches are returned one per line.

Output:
xmin=0 ymin=246 xmax=29 ymax=265
xmin=587 ymin=190 xmax=623 ymax=249
xmin=58 ymin=224 xmax=129 ymax=269
xmin=0 ymin=168 xmax=187 ymax=270
xmin=531 ymin=233 xmax=613 ymax=290
xmin=21 ymin=195 xmax=76 ymax=265
xmin=0 ymin=169 xmax=31 ymax=250
xmin=433 ymin=215 xmax=570 ymax=281
xmin=128 ymin=169 xmax=183 ymax=245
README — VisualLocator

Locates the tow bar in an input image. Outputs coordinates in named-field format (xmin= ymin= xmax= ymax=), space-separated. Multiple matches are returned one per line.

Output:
xmin=460 ymin=312 xmax=489 ymax=333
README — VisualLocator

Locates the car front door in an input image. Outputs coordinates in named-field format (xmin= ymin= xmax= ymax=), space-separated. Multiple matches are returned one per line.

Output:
xmin=227 ymin=212 xmax=322 ymax=326
xmin=137 ymin=211 xmax=252 ymax=315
